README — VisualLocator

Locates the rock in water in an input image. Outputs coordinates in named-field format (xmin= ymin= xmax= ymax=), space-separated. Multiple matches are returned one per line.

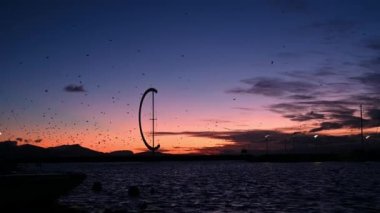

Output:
xmin=128 ymin=185 xmax=140 ymax=197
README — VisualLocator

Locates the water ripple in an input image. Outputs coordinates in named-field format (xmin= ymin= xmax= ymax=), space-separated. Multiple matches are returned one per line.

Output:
xmin=22 ymin=161 xmax=380 ymax=212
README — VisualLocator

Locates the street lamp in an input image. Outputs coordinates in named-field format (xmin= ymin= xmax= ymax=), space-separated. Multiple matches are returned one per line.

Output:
xmin=265 ymin=134 xmax=270 ymax=155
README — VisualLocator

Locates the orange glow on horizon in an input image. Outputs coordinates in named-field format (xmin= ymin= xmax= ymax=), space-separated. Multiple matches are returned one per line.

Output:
xmin=2 ymin=98 xmax=379 ymax=154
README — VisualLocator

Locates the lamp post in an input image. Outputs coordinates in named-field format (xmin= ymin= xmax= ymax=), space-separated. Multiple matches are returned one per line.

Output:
xmin=360 ymin=104 xmax=364 ymax=143
xmin=291 ymin=132 xmax=299 ymax=152
xmin=313 ymin=135 xmax=318 ymax=151
xmin=265 ymin=135 xmax=270 ymax=155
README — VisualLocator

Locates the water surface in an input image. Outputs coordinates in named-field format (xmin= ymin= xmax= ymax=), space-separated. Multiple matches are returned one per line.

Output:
xmin=22 ymin=161 xmax=380 ymax=212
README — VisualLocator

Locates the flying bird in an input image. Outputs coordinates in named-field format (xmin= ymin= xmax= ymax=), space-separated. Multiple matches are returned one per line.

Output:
xmin=64 ymin=84 xmax=86 ymax=92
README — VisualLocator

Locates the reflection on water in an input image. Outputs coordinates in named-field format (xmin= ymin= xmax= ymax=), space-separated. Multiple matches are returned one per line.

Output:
xmin=22 ymin=162 xmax=380 ymax=212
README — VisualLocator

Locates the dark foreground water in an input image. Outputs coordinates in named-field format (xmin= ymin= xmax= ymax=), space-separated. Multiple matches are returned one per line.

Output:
xmin=22 ymin=161 xmax=380 ymax=212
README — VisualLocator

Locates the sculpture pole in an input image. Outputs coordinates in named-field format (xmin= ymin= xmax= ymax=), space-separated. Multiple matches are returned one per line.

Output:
xmin=139 ymin=88 xmax=160 ymax=152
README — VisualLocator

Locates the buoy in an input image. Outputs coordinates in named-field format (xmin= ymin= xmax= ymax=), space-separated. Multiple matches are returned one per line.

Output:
xmin=128 ymin=185 xmax=140 ymax=197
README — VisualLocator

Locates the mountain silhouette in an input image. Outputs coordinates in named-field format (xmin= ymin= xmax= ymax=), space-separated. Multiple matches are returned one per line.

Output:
xmin=0 ymin=141 xmax=134 ymax=161
xmin=47 ymin=144 xmax=102 ymax=157
xmin=18 ymin=144 xmax=47 ymax=158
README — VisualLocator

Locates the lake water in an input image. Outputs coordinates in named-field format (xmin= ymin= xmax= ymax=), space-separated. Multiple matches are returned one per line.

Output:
xmin=22 ymin=161 xmax=380 ymax=212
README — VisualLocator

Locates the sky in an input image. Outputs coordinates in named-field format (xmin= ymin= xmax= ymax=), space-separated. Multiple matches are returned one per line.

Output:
xmin=1 ymin=0 xmax=380 ymax=154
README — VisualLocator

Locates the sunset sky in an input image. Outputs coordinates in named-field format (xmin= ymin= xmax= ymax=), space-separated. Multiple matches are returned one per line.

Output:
xmin=1 ymin=0 xmax=380 ymax=154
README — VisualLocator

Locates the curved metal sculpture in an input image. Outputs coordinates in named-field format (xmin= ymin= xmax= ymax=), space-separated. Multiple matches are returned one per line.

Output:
xmin=139 ymin=88 xmax=160 ymax=152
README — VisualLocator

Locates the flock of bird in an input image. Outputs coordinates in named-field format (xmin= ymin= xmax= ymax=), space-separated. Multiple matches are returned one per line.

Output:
xmin=0 ymin=43 xmax=282 ymax=153
xmin=2 ymin=51 xmax=163 ymax=151
xmin=0 ymin=50 xmax=216 ymax=152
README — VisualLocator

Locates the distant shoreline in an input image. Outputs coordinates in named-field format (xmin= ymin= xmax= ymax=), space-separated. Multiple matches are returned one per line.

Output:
xmin=2 ymin=140 xmax=380 ymax=163
xmin=2 ymin=152 xmax=380 ymax=163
